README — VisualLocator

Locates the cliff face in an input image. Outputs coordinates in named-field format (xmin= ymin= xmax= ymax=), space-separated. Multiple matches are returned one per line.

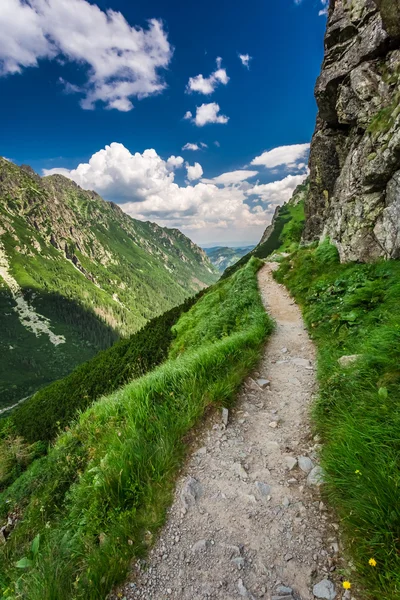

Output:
xmin=304 ymin=0 xmax=400 ymax=261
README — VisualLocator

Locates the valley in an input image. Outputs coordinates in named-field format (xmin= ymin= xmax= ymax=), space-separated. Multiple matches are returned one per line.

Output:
xmin=0 ymin=158 xmax=218 ymax=411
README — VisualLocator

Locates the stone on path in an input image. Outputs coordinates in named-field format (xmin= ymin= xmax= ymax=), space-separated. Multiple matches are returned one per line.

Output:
xmin=285 ymin=456 xmax=297 ymax=470
xmin=255 ymin=481 xmax=271 ymax=497
xmin=307 ymin=465 xmax=325 ymax=486
xmin=222 ymin=407 xmax=229 ymax=426
xmin=298 ymin=455 xmax=314 ymax=473
xmin=256 ymin=378 xmax=271 ymax=389
xmin=180 ymin=477 xmax=203 ymax=513
xmin=313 ymin=579 xmax=337 ymax=600
xmin=292 ymin=358 xmax=312 ymax=367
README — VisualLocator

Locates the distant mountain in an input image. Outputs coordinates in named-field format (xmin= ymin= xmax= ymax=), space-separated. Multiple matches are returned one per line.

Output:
xmin=0 ymin=157 xmax=218 ymax=411
xmin=205 ymin=246 xmax=254 ymax=272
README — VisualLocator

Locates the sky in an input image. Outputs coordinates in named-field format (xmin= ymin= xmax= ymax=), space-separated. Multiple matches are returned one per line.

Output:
xmin=0 ymin=0 xmax=328 ymax=246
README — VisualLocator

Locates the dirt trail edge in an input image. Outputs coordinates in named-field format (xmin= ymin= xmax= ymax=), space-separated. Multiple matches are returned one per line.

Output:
xmin=115 ymin=263 xmax=348 ymax=600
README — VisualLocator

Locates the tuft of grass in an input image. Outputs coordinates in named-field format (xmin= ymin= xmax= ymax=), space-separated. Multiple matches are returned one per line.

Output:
xmin=0 ymin=257 xmax=272 ymax=600
xmin=274 ymin=242 xmax=400 ymax=599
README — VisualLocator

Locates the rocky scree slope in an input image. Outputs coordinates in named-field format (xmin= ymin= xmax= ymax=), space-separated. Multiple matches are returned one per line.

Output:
xmin=304 ymin=0 xmax=400 ymax=262
xmin=0 ymin=157 xmax=217 ymax=409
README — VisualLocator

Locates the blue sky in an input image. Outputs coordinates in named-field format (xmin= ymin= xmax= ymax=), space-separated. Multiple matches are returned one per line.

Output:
xmin=0 ymin=0 xmax=328 ymax=245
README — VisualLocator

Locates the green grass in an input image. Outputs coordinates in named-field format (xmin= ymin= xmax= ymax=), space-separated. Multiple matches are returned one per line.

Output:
xmin=0 ymin=157 xmax=218 ymax=411
xmin=221 ymin=182 xmax=307 ymax=280
xmin=0 ymin=257 xmax=272 ymax=600
xmin=9 ymin=294 xmax=201 ymax=447
xmin=274 ymin=242 xmax=400 ymax=599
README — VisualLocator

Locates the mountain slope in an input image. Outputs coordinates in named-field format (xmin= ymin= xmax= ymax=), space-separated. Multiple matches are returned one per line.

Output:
xmin=205 ymin=245 xmax=254 ymax=272
xmin=221 ymin=180 xmax=307 ymax=279
xmin=0 ymin=157 xmax=218 ymax=411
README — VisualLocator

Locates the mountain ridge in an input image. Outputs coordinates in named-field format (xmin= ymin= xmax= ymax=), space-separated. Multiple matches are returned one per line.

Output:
xmin=0 ymin=157 xmax=218 ymax=410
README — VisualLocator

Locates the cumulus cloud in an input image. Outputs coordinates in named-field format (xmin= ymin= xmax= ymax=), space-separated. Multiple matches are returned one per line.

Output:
xmin=246 ymin=174 xmax=306 ymax=204
xmin=202 ymin=170 xmax=258 ymax=186
xmin=186 ymin=57 xmax=229 ymax=95
xmin=185 ymin=103 xmax=229 ymax=127
xmin=42 ymin=142 xmax=305 ymax=241
xmin=0 ymin=0 xmax=172 ymax=111
xmin=239 ymin=54 xmax=252 ymax=69
xmin=186 ymin=162 xmax=203 ymax=181
xmin=251 ymin=143 xmax=310 ymax=169
xmin=182 ymin=143 xmax=200 ymax=151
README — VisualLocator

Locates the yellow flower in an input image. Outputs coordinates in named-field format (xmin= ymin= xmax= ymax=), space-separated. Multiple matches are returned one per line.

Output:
xmin=343 ymin=581 xmax=351 ymax=590
xmin=369 ymin=558 xmax=377 ymax=567
xmin=355 ymin=469 xmax=362 ymax=476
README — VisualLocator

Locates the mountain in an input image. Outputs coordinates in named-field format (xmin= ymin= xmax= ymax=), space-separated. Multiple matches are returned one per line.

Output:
xmin=0 ymin=157 xmax=218 ymax=411
xmin=205 ymin=245 xmax=254 ymax=272
xmin=304 ymin=0 xmax=400 ymax=262
xmin=221 ymin=180 xmax=308 ymax=279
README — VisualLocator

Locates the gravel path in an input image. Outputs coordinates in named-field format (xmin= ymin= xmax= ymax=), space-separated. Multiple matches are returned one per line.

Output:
xmin=114 ymin=263 xmax=351 ymax=600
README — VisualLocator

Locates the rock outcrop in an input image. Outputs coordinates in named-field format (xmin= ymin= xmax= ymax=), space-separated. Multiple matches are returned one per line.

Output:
xmin=304 ymin=0 xmax=400 ymax=261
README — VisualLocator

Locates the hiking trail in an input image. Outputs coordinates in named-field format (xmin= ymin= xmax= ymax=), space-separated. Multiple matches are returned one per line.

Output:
xmin=113 ymin=263 xmax=351 ymax=600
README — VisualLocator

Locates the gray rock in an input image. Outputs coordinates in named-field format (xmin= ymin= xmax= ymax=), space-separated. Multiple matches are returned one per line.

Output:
xmin=180 ymin=477 xmax=203 ymax=512
xmin=233 ymin=462 xmax=249 ymax=480
xmin=276 ymin=586 xmax=293 ymax=595
xmin=222 ymin=407 xmax=229 ymax=426
xmin=307 ymin=466 xmax=325 ymax=487
xmin=256 ymin=378 xmax=271 ymax=389
xmin=231 ymin=556 xmax=245 ymax=569
xmin=292 ymin=358 xmax=311 ymax=368
xmin=338 ymin=354 xmax=362 ymax=367
xmin=255 ymin=481 xmax=271 ymax=497
xmin=298 ymin=455 xmax=314 ymax=473
xmin=272 ymin=596 xmax=293 ymax=600
xmin=285 ymin=456 xmax=298 ymax=470
xmin=191 ymin=539 xmax=207 ymax=553
xmin=313 ymin=579 xmax=337 ymax=600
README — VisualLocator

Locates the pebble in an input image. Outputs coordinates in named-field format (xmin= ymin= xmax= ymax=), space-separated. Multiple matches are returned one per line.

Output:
xmin=222 ymin=407 xmax=229 ymax=426
xmin=307 ymin=466 xmax=325 ymax=487
xmin=284 ymin=456 xmax=297 ymax=470
xmin=256 ymin=378 xmax=271 ymax=389
xmin=269 ymin=421 xmax=278 ymax=428
xmin=297 ymin=456 xmax=314 ymax=474
xmin=313 ymin=579 xmax=337 ymax=600
xmin=255 ymin=481 xmax=271 ymax=497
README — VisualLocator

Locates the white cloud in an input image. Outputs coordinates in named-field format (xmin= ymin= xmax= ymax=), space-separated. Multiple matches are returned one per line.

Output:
xmin=186 ymin=57 xmax=229 ymax=95
xmin=182 ymin=143 xmax=200 ymax=151
xmin=202 ymin=170 xmax=258 ymax=186
xmin=214 ymin=141 xmax=220 ymax=148
xmin=42 ymin=142 xmax=294 ymax=242
xmin=0 ymin=0 xmax=172 ymax=111
xmin=187 ymin=103 xmax=229 ymax=127
xmin=186 ymin=162 xmax=203 ymax=181
xmin=251 ymin=143 xmax=310 ymax=169
xmin=246 ymin=174 xmax=306 ymax=204
xmin=200 ymin=142 xmax=208 ymax=148
xmin=239 ymin=54 xmax=252 ymax=69
xmin=319 ymin=0 xmax=329 ymax=16
xmin=166 ymin=155 xmax=184 ymax=169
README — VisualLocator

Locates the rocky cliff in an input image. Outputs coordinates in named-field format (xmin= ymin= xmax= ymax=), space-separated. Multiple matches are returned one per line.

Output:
xmin=304 ymin=0 xmax=400 ymax=261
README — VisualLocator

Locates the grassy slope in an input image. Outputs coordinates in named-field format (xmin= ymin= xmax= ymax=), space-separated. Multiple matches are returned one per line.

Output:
xmin=0 ymin=257 xmax=272 ymax=600
xmin=221 ymin=194 xmax=305 ymax=280
xmin=275 ymin=242 xmax=400 ymax=599
xmin=0 ymin=159 xmax=218 ymax=409
xmin=2 ymin=294 xmax=200 ymax=453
